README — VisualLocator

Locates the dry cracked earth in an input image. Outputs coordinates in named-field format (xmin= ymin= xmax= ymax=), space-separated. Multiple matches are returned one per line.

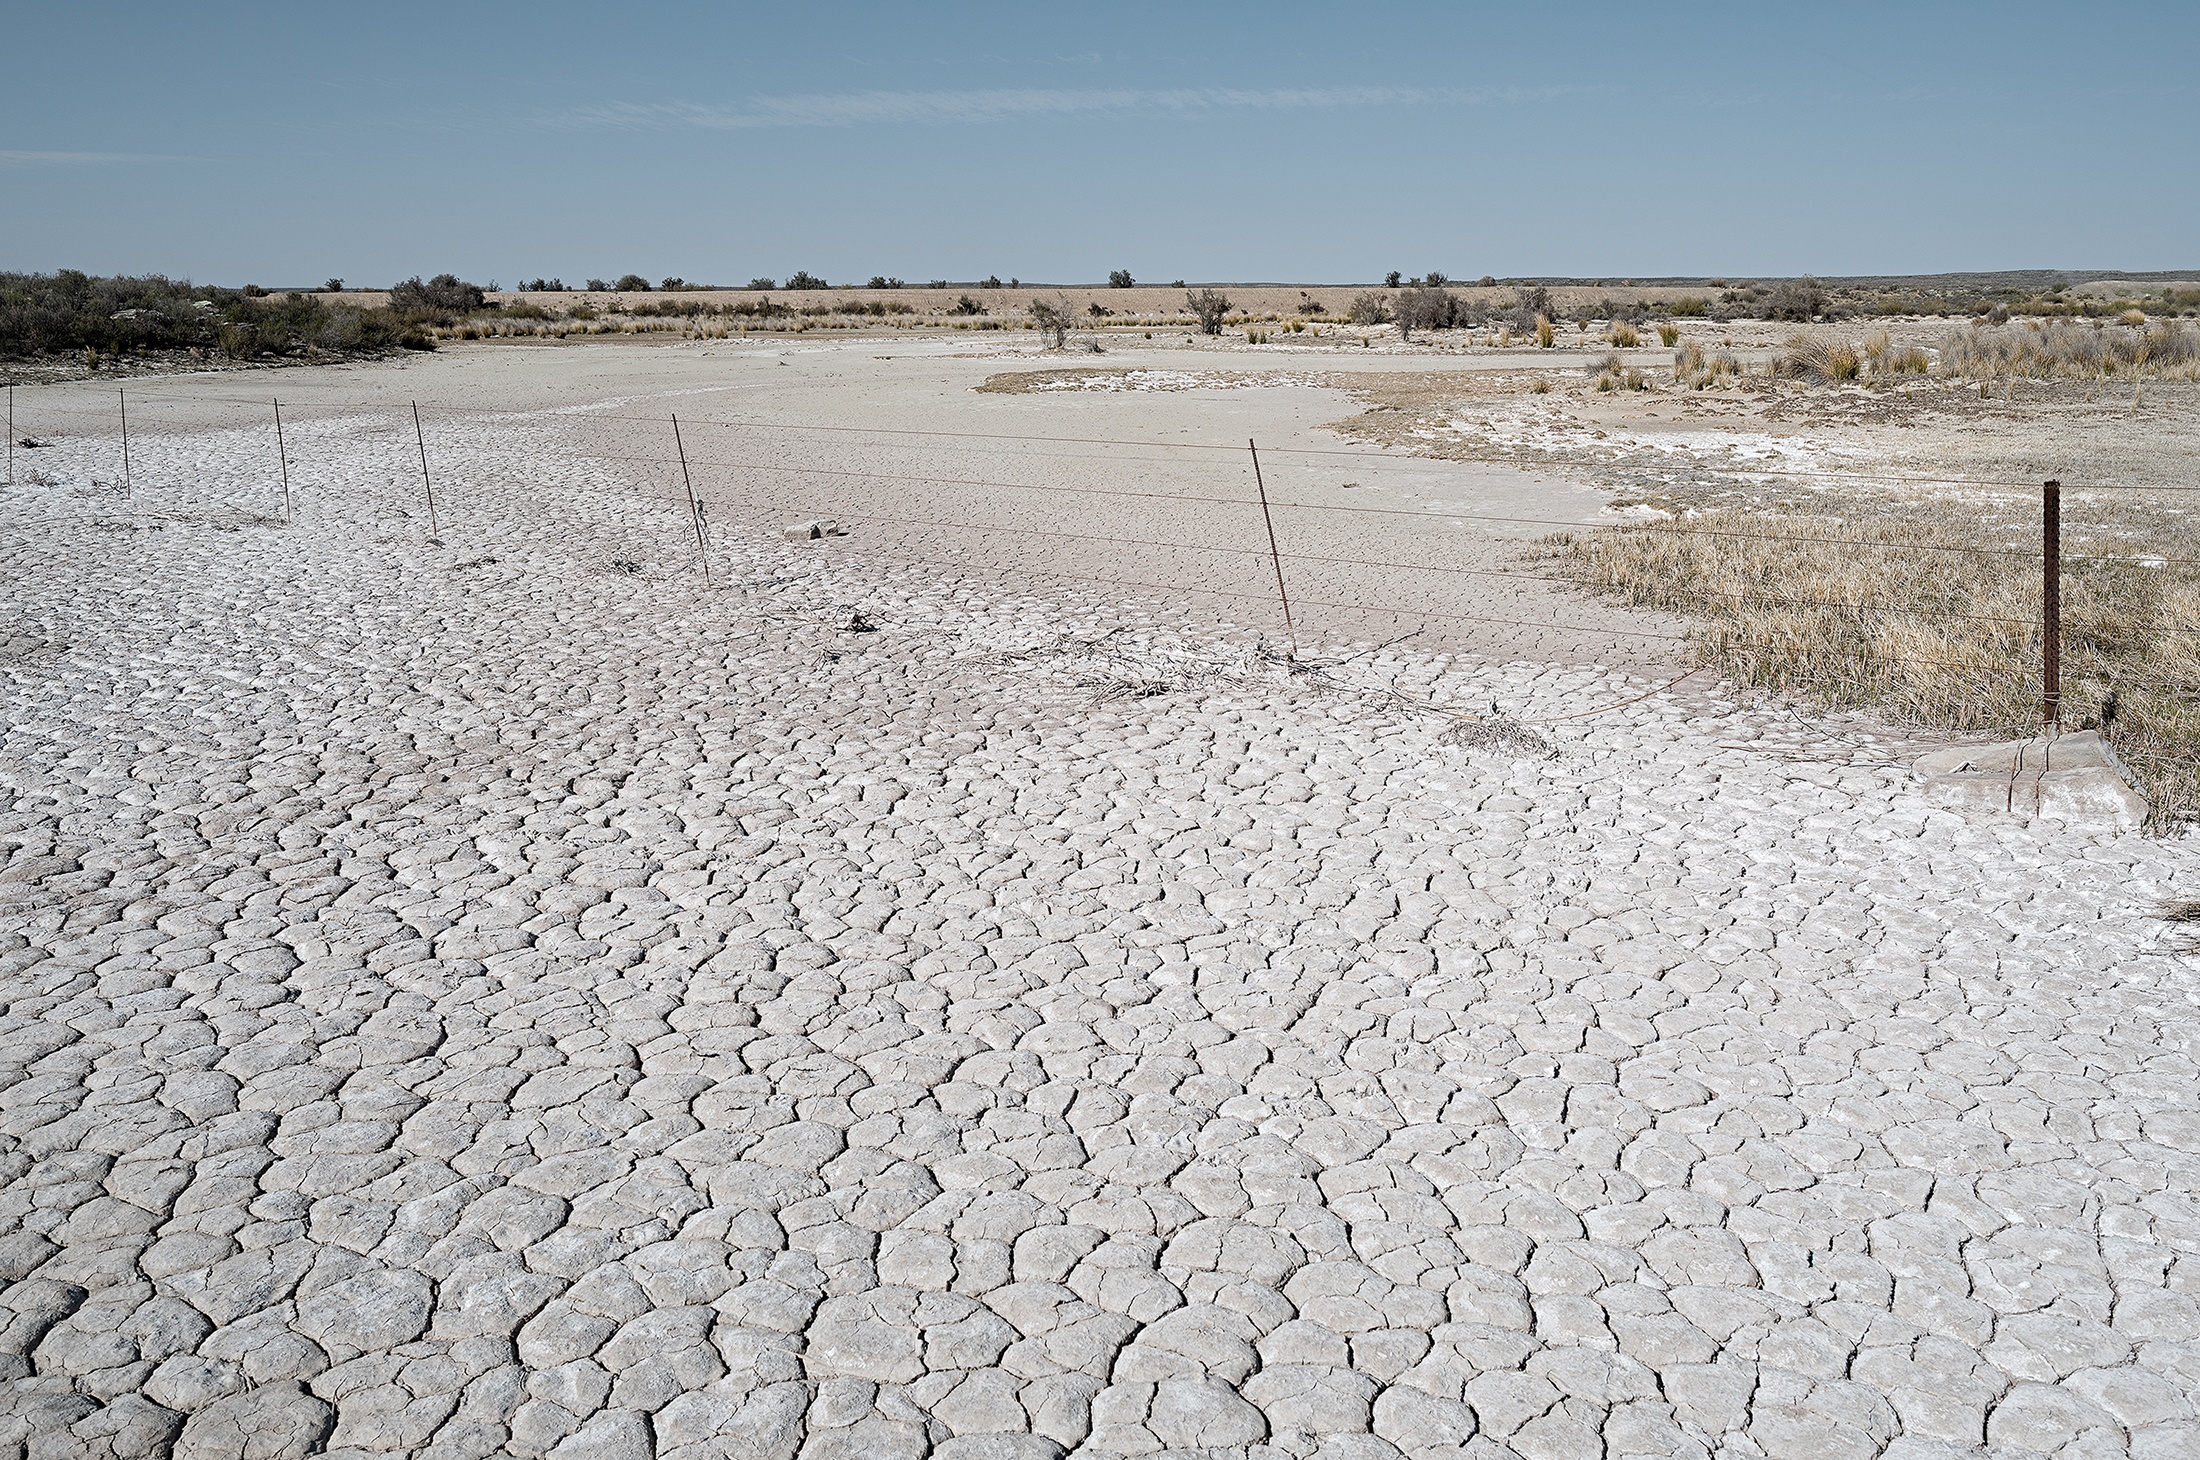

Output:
xmin=3 ymin=375 xmax=2199 ymax=1460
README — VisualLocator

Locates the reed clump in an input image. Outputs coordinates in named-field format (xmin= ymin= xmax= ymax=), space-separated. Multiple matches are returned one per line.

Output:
xmin=1544 ymin=505 xmax=2200 ymax=823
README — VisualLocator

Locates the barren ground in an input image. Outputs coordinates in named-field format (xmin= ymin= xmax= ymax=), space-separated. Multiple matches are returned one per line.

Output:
xmin=2 ymin=337 xmax=2197 ymax=1460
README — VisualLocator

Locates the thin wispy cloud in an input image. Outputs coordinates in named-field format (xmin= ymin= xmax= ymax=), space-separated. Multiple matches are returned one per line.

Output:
xmin=0 ymin=149 xmax=182 ymax=166
xmin=563 ymin=84 xmax=1574 ymax=131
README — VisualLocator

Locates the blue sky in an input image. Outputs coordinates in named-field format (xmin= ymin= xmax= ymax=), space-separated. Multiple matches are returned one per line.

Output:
xmin=4 ymin=1 xmax=2195 ymax=287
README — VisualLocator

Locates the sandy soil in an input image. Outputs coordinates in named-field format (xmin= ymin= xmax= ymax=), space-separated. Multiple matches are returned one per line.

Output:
xmin=2 ymin=340 xmax=2198 ymax=1460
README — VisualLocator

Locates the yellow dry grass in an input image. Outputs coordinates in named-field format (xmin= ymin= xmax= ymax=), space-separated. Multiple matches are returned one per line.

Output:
xmin=1543 ymin=504 xmax=2200 ymax=823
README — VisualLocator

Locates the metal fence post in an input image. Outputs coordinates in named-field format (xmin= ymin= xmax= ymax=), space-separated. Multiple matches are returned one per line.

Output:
xmin=273 ymin=398 xmax=291 ymax=525
xmin=672 ymin=413 xmax=711 ymax=588
xmin=119 ymin=388 xmax=132 ymax=500
xmin=2042 ymin=479 xmax=2060 ymax=730
xmin=1248 ymin=438 xmax=1296 ymax=659
xmin=411 ymin=401 xmax=440 ymax=541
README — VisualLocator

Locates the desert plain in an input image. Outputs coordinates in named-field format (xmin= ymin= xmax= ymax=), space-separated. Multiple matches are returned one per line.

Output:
xmin=2 ymin=313 xmax=2198 ymax=1460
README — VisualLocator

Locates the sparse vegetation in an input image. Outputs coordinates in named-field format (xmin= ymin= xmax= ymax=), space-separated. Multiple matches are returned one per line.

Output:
xmin=613 ymin=275 xmax=652 ymax=292
xmin=1657 ymin=322 xmax=1681 ymax=346
xmin=1547 ymin=505 xmax=2200 ymax=823
xmin=1348 ymin=292 xmax=1390 ymax=327
xmin=1535 ymin=315 xmax=1555 ymax=348
xmin=1937 ymin=319 xmax=2200 ymax=381
xmin=786 ymin=272 xmax=828 ymax=290
xmin=1607 ymin=322 xmax=1641 ymax=347
xmin=952 ymin=294 xmax=988 ymax=316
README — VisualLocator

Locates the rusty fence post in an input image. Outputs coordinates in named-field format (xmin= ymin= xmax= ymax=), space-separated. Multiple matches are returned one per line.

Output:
xmin=411 ymin=401 xmax=440 ymax=542
xmin=1248 ymin=438 xmax=1296 ymax=659
xmin=2042 ymin=479 xmax=2061 ymax=730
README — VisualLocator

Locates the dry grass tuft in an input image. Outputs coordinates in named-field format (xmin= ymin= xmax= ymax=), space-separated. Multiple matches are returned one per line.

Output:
xmin=1535 ymin=315 xmax=1555 ymax=349
xmin=1673 ymin=340 xmax=1743 ymax=389
xmin=1775 ymin=334 xmax=1863 ymax=382
xmin=1937 ymin=319 xmax=2200 ymax=381
xmin=1441 ymin=716 xmax=1555 ymax=759
xmin=1657 ymin=323 xmax=1681 ymax=347
xmin=1544 ymin=505 xmax=2200 ymax=823
xmin=1607 ymin=322 xmax=1641 ymax=348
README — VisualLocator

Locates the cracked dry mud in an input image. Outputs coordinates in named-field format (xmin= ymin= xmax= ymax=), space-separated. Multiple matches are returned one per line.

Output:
xmin=3 ymin=363 xmax=2199 ymax=1460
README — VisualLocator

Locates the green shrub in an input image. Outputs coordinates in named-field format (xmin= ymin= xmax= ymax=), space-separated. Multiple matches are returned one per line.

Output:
xmin=613 ymin=274 xmax=652 ymax=292
xmin=0 ymin=270 xmax=423 ymax=359
xmin=389 ymin=275 xmax=486 ymax=316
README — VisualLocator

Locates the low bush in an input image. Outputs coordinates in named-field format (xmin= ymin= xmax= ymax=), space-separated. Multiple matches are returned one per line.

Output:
xmin=1348 ymin=292 xmax=1390 ymax=326
xmin=1762 ymin=278 xmax=1825 ymax=322
xmin=613 ymin=274 xmax=652 ymax=292
xmin=786 ymin=272 xmax=827 ymax=290
xmin=1187 ymin=288 xmax=1232 ymax=335
xmin=1029 ymin=297 xmax=1073 ymax=346
xmin=952 ymin=294 xmax=988 ymax=316
xmin=1395 ymin=286 xmax=1476 ymax=338
xmin=1668 ymin=295 xmax=1709 ymax=317
xmin=1109 ymin=270 xmax=1134 ymax=288
xmin=389 ymin=274 xmax=487 ymax=316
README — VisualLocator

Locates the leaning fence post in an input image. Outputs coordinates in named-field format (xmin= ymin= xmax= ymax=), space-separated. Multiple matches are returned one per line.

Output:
xmin=672 ymin=413 xmax=711 ymax=588
xmin=6 ymin=384 xmax=12 ymax=487
xmin=411 ymin=401 xmax=440 ymax=542
xmin=2042 ymin=479 xmax=2061 ymax=730
xmin=1248 ymin=438 xmax=1296 ymax=659
xmin=273 ymin=398 xmax=291 ymax=525
xmin=119 ymin=387 xmax=132 ymax=501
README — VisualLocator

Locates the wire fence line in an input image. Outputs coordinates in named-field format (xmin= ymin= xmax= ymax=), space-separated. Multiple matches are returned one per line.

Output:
xmin=5 ymin=386 xmax=2196 ymax=729
xmin=20 ymin=380 xmax=2200 ymax=493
